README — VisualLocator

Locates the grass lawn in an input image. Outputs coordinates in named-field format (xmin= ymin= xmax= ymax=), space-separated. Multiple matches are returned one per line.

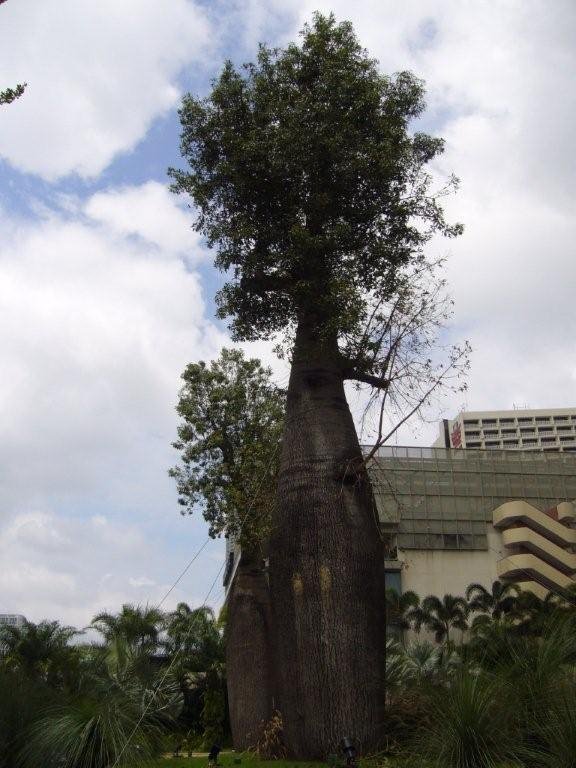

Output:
xmin=145 ymin=754 xmax=406 ymax=768
xmin=147 ymin=757 xmax=323 ymax=768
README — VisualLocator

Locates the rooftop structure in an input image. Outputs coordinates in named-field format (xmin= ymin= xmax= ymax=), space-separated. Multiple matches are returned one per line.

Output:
xmin=433 ymin=408 xmax=576 ymax=453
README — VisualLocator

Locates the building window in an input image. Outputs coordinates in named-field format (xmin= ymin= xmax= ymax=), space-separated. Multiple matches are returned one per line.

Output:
xmin=483 ymin=429 xmax=498 ymax=436
xmin=502 ymin=428 xmax=517 ymax=435
xmin=465 ymin=430 xmax=480 ymax=437
xmin=541 ymin=437 xmax=556 ymax=444
xmin=467 ymin=442 xmax=481 ymax=448
xmin=523 ymin=438 xmax=537 ymax=445
xmin=464 ymin=419 xmax=479 ymax=425
xmin=500 ymin=418 xmax=514 ymax=424
xmin=518 ymin=417 xmax=533 ymax=423
xmin=536 ymin=417 xmax=550 ymax=423
xmin=555 ymin=416 xmax=569 ymax=422
xmin=560 ymin=436 xmax=574 ymax=443
xmin=557 ymin=426 xmax=572 ymax=432
xmin=482 ymin=419 xmax=497 ymax=425
xmin=539 ymin=426 xmax=553 ymax=433
xmin=385 ymin=571 xmax=402 ymax=594
xmin=485 ymin=440 xmax=500 ymax=447
xmin=503 ymin=440 xmax=519 ymax=446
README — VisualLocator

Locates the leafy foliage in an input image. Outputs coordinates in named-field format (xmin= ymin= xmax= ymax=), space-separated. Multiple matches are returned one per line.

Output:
xmin=465 ymin=579 xmax=520 ymax=621
xmin=411 ymin=672 xmax=519 ymax=768
xmin=0 ymin=603 xmax=229 ymax=768
xmin=170 ymin=348 xmax=284 ymax=551
xmin=90 ymin=604 xmax=165 ymax=654
xmin=249 ymin=710 xmax=287 ymax=760
xmin=0 ymin=669 xmax=61 ymax=768
xmin=0 ymin=619 xmax=78 ymax=686
xmin=386 ymin=589 xmax=420 ymax=633
xmin=411 ymin=594 xmax=469 ymax=644
xmin=171 ymin=13 xmax=462 ymax=371
xmin=0 ymin=83 xmax=26 ymax=105
xmin=18 ymin=638 xmax=182 ymax=768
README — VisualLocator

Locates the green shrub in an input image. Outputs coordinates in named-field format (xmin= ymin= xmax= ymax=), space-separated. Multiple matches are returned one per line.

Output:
xmin=409 ymin=672 xmax=520 ymax=768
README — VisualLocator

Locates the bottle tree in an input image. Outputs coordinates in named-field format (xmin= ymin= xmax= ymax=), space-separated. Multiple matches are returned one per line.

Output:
xmin=171 ymin=14 xmax=462 ymax=757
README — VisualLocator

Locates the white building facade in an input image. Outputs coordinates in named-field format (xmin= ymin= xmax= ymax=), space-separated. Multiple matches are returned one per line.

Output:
xmin=371 ymin=446 xmax=576 ymax=602
xmin=0 ymin=614 xmax=26 ymax=629
xmin=433 ymin=408 xmax=576 ymax=453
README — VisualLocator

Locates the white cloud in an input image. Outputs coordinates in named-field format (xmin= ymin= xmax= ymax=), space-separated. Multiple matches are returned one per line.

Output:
xmin=0 ymin=0 xmax=212 ymax=179
xmin=85 ymin=182 xmax=204 ymax=261
xmin=0 ymin=183 xmax=228 ymax=625
xmin=250 ymin=1 xmax=576 ymax=428
xmin=0 ymin=506 xmax=220 ymax=626
xmin=129 ymin=576 xmax=156 ymax=588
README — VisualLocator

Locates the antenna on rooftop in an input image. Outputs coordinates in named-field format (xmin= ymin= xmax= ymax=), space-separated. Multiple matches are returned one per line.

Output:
xmin=513 ymin=403 xmax=530 ymax=410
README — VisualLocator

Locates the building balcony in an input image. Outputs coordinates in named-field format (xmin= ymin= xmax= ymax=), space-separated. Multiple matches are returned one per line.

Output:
xmin=501 ymin=527 xmax=576 ymax=575
xmin=493 ymin=500 xmax=576 ymax=548
xmin=497 ymin=553 xmax=575 ymax=593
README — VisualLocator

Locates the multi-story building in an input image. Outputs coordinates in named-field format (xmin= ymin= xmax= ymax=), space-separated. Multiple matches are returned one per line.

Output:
xmin=433 ymin=408 xmax=576 ymax=453
xmin=0 ymin=614 xmax=26 ymax=656
xmin=0 ymin=614 xmax=26 ymax=629
xmin=371 ymin=446 xmax=576 ymax=601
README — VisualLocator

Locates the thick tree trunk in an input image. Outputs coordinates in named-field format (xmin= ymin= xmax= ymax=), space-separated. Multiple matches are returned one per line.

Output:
xmin=269 ymin=319 xmax=386 ymax=758
xmin=226 ymin=552 xmax=274 ymax=750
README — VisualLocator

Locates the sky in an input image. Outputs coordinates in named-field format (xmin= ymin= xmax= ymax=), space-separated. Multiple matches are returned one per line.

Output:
xmin=1 ymin=0 xmax=575 ymax=628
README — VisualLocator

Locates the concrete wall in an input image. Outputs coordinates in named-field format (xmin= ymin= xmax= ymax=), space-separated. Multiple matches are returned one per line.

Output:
xmin=398 ymin=529 xmax=504 ymax=600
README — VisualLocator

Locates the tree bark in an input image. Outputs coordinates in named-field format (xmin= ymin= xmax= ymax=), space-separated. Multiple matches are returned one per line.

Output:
xmin=226 ymin=551 xmax=274 ymax=750
xmin=269 ymin=318 xmax=386 ymax=758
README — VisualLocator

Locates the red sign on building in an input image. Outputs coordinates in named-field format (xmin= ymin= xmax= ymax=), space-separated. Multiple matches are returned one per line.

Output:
xmin=451 ymin=422 xmax=462 ymax=448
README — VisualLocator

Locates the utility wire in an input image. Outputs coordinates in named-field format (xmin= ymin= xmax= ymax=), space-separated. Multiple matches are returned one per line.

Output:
xmin=111 ymin=439 xmax=281 ymax=768
xmin=153 ymin=536 xmax=211 ymax=611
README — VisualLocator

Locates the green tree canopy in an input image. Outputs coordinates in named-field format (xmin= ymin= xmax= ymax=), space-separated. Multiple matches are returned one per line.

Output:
xmin=413 ymin=594 xmax=469 ymax=644
xmin=466 ymin=579 xmax=520 ymax=622
xmin=170 ymin=347 xmax=284 ymax=553
xmin=0 ymin=619 xmax=78 ymax=686
xmin=170 ymin=12 xmax=461 ymax=367
xmin=90 ymin=604 xmax=164 ymax=654
xmin=0 ymin=83 xmax=26 ymax=106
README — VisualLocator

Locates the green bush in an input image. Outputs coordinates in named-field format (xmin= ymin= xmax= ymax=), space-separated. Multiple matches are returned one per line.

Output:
xmin=409 ymin=672 xmax=520 ymax=768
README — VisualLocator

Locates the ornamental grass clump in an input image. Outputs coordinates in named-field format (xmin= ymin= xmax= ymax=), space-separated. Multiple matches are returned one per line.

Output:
xmin=410 ymin=672 xmax=520 ymax=768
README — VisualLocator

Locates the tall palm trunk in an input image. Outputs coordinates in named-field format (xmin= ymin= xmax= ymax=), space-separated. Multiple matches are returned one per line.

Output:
xmin=226 ymin=551 xmax=273 ymax=750
xmin=269 ymin=318 xmax=386 ymax=758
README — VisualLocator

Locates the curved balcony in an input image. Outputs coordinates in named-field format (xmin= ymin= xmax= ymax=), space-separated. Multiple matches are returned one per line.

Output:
xmin=493 ymin=500 xmax=576 ymax=548
xmin=557 ymin=501 xmax=576 ymax=522
xmin=497 ymin=553 xmax=575 ymax=593
xmin=502 ymin=527 xmax=576 ymax=575
xmin=513 ymin=580 xmax=549 ymax=601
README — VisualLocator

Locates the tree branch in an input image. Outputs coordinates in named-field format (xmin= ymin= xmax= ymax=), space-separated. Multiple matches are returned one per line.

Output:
xmin=343 ymin=370 xmax=390 ymax=389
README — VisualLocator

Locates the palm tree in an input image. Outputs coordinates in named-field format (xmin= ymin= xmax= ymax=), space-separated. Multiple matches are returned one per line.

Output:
xmin=412 ymin=594 xmax=469 ymax=644
xmin=18 ymin=636 xmax=182 ymax=768
xmin=466 ymin=579 xmax=519 ymax=622
xmin=385 ymin=588 xmax=420 ymax=634
xmin=0 ymin=619 xmax=78 ymax=685
xmin=513 ymin=588 xmax=566 ymax=637
xmin=90 ymin=604 xmax=165 ymax=654
xmin=165 ymin=603 xmax=227 ymax=749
